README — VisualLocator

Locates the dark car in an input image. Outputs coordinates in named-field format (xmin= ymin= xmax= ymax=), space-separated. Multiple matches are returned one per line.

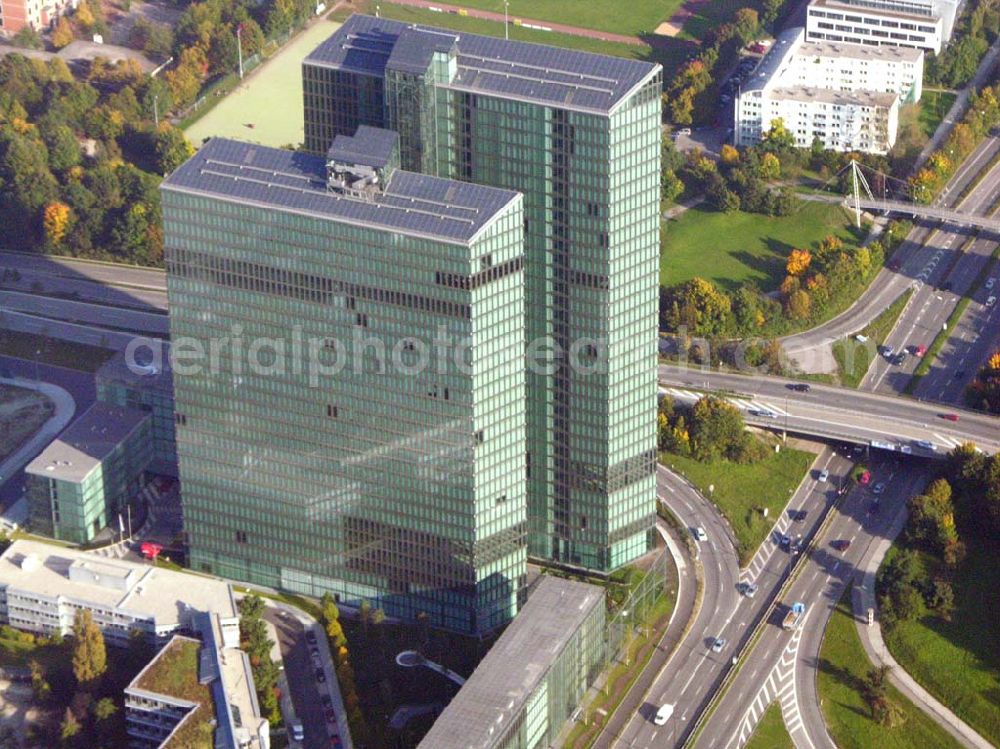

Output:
xmin=321 ymin=694 xmax=333 ymax=708
xmin=325 ymin=708 xmax=337 ymax=723
xmin=315 ymin=668 xmax=326 ymax=683
xmin=786 ymin=382 xmax=811 ymax=392
xmin=831 ymin=539 xmax=851 ymax=552
xmin=306 ymin=630 xmax=318 ymax=645
xmin=778 ymin=533 xmax=791 ymax=549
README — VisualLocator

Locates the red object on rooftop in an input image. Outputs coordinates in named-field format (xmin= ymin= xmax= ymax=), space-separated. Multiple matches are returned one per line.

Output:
xmin=140 ymin=542 xmax=163 ymax=559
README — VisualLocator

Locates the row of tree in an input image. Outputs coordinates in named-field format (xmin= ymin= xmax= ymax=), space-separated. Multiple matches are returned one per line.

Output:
xmin=924 ymin=0 xmax=1000 ymax=88
xmin=237 ymin=594 xmax=282 ymax=725
xmin=657 ymin=394 xmax=769 ymax=464
xmin=0 ymin=53 xmax=192 ymax=264
xmin=965 ymin=349 xmax=1000 ymax=414
xmin=321 ymin=593 xmax=372 ymax=746
xmin=909 ymin=83 xmax=1000 ymax=202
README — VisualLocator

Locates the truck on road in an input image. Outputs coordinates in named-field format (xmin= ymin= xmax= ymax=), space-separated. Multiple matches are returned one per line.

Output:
xmin=783 ymin=602 xmax=806 ymax=630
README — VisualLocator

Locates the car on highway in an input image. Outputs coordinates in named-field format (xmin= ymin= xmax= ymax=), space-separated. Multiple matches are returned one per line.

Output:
xmin=872 ymin=482 xmax=886 ymax=495
xmin=306 ymin=630 xmax=318 ymax=645
xmin=786 ymin=382 xmax=810 ymax=392
xmin=988 ymin=295 xmax=997 ymax=307
xmin=315 ymin=667 xmax=327 ymax=683
xmin=818 ymin=469 xmax=830 ymax=482
xmin=653 ymin=703 xmax=675 ymax=725
xmin=778 ymin=533 xmax=791 ymax=549
xmin=831 ymin=539 xmax=851 ymax=552
xmin=324 ymin=707 xmax=337 ymax=724
xmin=987 ymin=277 xmax=996 ymax=290
xmin=291 ymin=722 xmax=305 ymax=742
xmin=693 ymin=527 xmax=708 ymax=542
xmin=739 ymin=581 xmax=759 ymax=598
xmin=879 ymin=345 xmax=894 ymax=358
xmin=939 ymin=413 xmax=960 ymax=421
xmin=748 ymin=408 xmax=777 ymax=418
xmin=711 ymin=637 xmax=727 ymax=653
xmin=892 ymin=351 xmax=907 ymax=365
xmin=916 ymin=439 xmax=934 ymax=450
xmin=311 ymin=651 xmax=323 ymax=668
xmin=914 ymin=344 xmax=927 ymax=357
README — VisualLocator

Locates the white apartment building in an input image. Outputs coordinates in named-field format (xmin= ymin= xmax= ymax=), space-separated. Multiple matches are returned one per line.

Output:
xmin=735 ymin=27 xmax=914 ymax=154
xmin=806 ymin=0 xmax=944 ymax=54
xmin=0 ymin=539 xmax=240 ymax=647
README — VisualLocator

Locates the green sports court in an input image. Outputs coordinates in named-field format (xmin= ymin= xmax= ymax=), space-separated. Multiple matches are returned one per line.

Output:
xmin=185 ymin=19 xmax=342 ymax=149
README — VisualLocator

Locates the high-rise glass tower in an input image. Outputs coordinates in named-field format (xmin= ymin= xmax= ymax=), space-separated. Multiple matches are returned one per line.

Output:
xmin=162 ymin=131 xmax=526 ymax=632
xmin=303 ymin=16 xmax=661 ymax=571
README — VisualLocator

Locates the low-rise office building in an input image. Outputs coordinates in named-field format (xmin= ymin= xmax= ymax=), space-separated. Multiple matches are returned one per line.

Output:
xmin=806 ymin=0 xmax=944 ymax=54
xmin=96 ymin=350 xmax=178 ymax=478
xmin=418 ymin=575 xmax=605 ymax=749
xmin=0 ymin=539 xmax=240 ymax=647
xmin=125 ymin=624 xmax=269 ymax=749
xmin=736 ymin=27 xmax=912 ymax=154
xmin=25 ymin=402 xmax=152 ymax=544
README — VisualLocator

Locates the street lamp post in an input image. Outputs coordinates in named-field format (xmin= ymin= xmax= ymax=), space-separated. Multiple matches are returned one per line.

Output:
xmin=153 ymin=94 xmax=159 ymax=126
xmin=504 ymin=0 xmax=509 ymax=40
xmin=236 ymin=23 xmax=244 ymax=80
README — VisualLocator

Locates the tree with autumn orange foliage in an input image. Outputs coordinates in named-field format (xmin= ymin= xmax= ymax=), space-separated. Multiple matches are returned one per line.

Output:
xmin=786 ymin=249 xmax=812 ymax=276
xmin=43 ymin=202 xmax=72 ymax=248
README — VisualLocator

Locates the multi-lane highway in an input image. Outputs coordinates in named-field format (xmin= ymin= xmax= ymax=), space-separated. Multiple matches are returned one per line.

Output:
xmin=659 ymin=365 xmax=1000 ymax=455
xmin=781 ymin=134 xmax=1000 ymax=375
xmin=692 ymin=455 xmax=927 ymax=749
xmin=861 ymin=140 xmax=1000 ymax=398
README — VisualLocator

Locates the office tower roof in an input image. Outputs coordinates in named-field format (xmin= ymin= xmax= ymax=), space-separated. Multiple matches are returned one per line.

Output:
xmin=162 ymin=137 xmax=520 ymax=244
xmin=304 ymin=14 xmax=660 ymax=115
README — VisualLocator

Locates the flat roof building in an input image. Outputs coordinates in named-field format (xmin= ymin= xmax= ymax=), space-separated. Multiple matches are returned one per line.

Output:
xmin=418 ymin=575 xmax=606 ymax=749
xmin=303 ymin=15 xmax=662 ymax=575
xmin=736 ymin=27 xmax=914 ymax=154
xmin=805 ymin=0 xmax=946 ymax=54
xmin=0 ymin=539 xmax=240 ymax=647
xmin=163 ymin=134 xmax=527 ymax=633
xmin=25 ymin=402 xmax=152 ymax=544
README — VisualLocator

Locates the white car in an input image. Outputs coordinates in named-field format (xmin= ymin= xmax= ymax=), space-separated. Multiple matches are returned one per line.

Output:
xmin=677 ymin=127 xmax=692 ymax=136
xmin=987 ymin=295 xmax=997 ymax=307
xmin=653 ymin=703 xmax=675 ymax=725
xmin=694 ymin=527 xmax=708 ymax=542
xmin=711 ymin=637 xmax=727 ymax=653
xmin=818 ymin=469 xmax=830 ymax=482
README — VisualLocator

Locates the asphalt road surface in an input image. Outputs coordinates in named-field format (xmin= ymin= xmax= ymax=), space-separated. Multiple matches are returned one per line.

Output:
xmin=658 ymin=365 xmax=1000 ymax=454
xmin=692 ymin=456 xmax=929 ymax=749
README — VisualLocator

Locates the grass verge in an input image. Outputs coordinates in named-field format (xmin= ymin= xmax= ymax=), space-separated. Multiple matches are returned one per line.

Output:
xmin=881 ymin=543 xmax=1000 ymax=746
xmin=659 ymin=445 xmax=816 ymax=565
xmin=832 ymin=289 xmax=913 ymax=388
xmin=661 ymin=202 xmax=859 ymax=292
xmin=395 ymin=0 xmax=678 ymax=37
xmin=818 ymin=591 xmax=963 ymax=749
xmin=745 ymin=702 xmax=794 ymax=749
xmin=917 ymin=90 xmax=957 ymax=139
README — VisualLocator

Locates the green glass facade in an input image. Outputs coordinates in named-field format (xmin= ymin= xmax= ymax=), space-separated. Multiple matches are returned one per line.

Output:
xmin=162 ymin=138 xmax=527 ymax=633
xmin=303 ymin=16 xmax=662 ymax=572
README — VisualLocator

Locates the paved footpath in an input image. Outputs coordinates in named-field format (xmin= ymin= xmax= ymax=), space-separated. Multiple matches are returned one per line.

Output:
xmin=382 ymin=0 xmax=647 ymax=45
xmin=853 ymin=501 xmax=993 ymax=749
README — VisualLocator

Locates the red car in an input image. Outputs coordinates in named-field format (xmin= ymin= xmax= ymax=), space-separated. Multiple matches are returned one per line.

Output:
xmin=859 ymin=470 xmax=872 ymax=485
xmin=940 ymin=413 xmax=960 ymax=422
xmin=915 ymin=344 xmax=927 ymax=357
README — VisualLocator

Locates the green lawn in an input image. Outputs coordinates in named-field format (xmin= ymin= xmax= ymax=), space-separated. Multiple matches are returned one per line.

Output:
xmin=832 ymin=289 xmax=912 ymax=388
xmin=660 ymin=445 xmax=815 ymax=564
xmin=391 ymin=0 xmax=679 ymax=37
xmin=745 ymin=702 xmax=793 ymax=749
xmin=917 ymin=90 xmax=957 ymax=139
xmin=818 ymin=592 xmax=964 ymax=749
xmin=342 ymin=1 xmax=694 ymax=79
xmin=185 ymin=19 xmax=343 ymax=149
xmin=661 ymin=202 xmax=858 ymax=292
xmin=882 ymin=544 xmax=1000 ymax=746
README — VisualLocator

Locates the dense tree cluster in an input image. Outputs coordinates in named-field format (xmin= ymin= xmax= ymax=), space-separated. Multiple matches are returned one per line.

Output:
xmin=657 ymin=395 xmax=768 ymax=463
xmin=0 ymin=54 xmax=190 ymax=265
xmin=965 ymin=350 xmax=1000 ymax=414
xmin=925 ymin=0 xmax=1000 ymax=88
xmin=909 ymin=83 xmax=1000 ymax=202
xmin=878 ymin=444 xmax=1000 ymax=630
xmin=321 ymin=593 xmax=371 ymax=745
xmin=238 ymin=594 xmax=282 ymax=725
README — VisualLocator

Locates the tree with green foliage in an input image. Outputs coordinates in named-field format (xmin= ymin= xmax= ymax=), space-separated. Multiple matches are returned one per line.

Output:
xmin=29 ymin=660 xmax=51 ymax=703
xmin=71 ymin=609 xmax=106 ymax=685
xmin=689 ymin=396 xmax=745 ymax=462
xmin=153 ymin=123 xmax=194 ymax=174
xmin=11 ymin=26 xmax=42 ymax=49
